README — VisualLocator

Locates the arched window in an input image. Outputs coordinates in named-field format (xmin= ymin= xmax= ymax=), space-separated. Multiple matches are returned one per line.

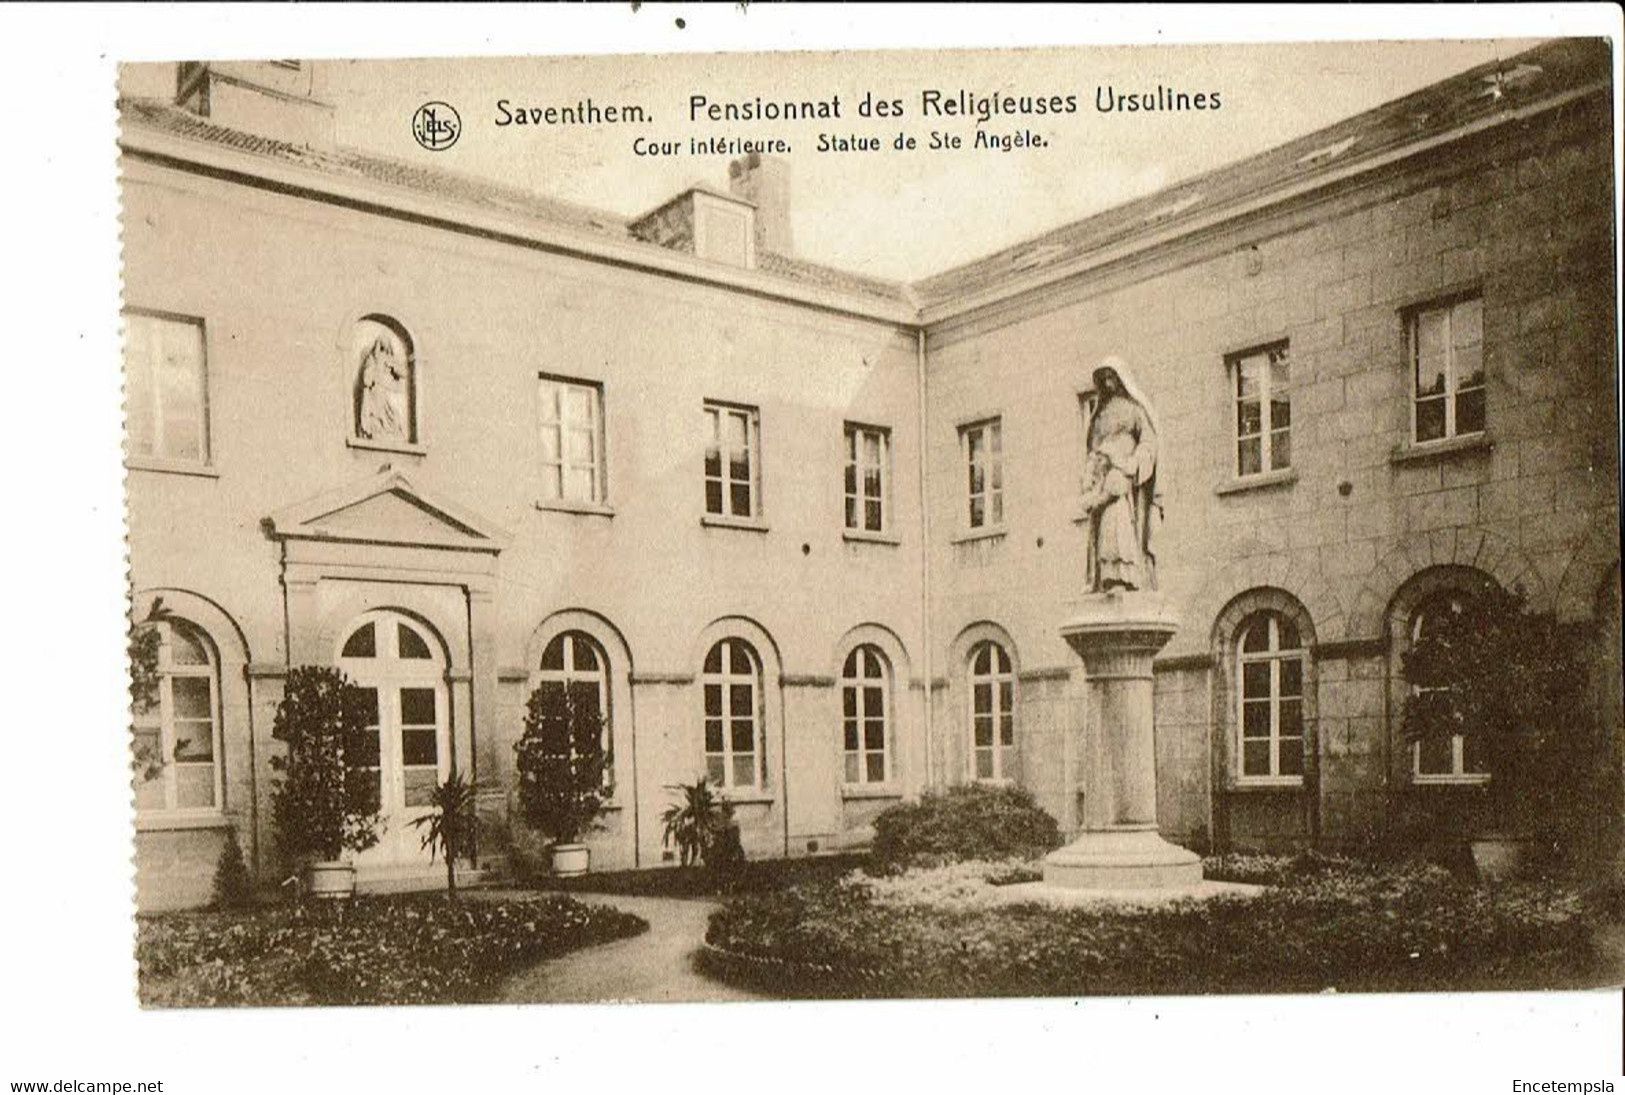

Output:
xmin=536 ymin=631 xmax=612 ymax=787
xmin=968 ymin=640 xmax=1015 ymax=781
xmin=1409 ymin=592 xmax=1490 ymax=782
xmin=1235 ymin=611 xmax=1306 ymax=783
xmin=841 ymin=644 xmax=891 ymax=785
xmin=132 ymin=618 xmax=222 ymax=813
xmin=351 ymin=316 xmax=417 ymax=446
xmin=703 ymin=638 xmax=762 ymax=790
xmin=336 ymin=612 xmax=449 ymax=831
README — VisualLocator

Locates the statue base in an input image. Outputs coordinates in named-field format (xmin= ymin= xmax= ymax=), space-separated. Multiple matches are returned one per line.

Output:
xmin=1043 ymin=824 xmax=1203 ymax=889
xmin=1045 ymin=590 xmax=1203 ymax=890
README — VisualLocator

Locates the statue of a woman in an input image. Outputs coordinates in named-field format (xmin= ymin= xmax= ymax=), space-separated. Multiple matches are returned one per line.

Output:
xmin=357 ymin=335 xmax=410 ymax=442
xmin=1082 ymin=357 xmax=1161 ymax=592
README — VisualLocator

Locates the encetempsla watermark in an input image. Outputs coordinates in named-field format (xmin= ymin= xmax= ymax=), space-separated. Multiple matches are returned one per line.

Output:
xmin=1511 ymin=1083 xmax=1616 ymax=1093
xmin=9 ymin=1082 xmax=163 ymax=1093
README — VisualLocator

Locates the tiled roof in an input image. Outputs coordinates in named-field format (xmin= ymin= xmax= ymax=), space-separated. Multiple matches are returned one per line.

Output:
xmin=118 ymin=98 xmax=912 ymax=307
xmin=912 ymin=38 xmax=1611 ymax=310
xmin=119 ymin=37 xmax=1607 ymax=319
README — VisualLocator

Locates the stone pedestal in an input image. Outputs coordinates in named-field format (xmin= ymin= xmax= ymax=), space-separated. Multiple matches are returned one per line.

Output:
xmin=1044 ymin=591 xmax=1202 ymax=889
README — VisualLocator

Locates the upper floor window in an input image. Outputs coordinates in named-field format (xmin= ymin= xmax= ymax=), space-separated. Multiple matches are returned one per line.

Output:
xmin=1408 ymin=593 xmax=1490 ymax=783
xmin=125 ymin=311 xmax=210 ymax=467
xmin=703 ymin=638 xmax=763 ymax=790
xmin=1236 ymin=611 xmax=1305 ymax=783
xmin=351 ymin=316 xmax=419 ymax=447
xmin=704 ymin=402 xmax=761 ymax=520
xmin=968 ymin=639 xmax=1015 ymax=780
xmin=1230 ymin=342 xmax=1291 ymax=476
xmin=844 ymin=423 xmax=891 ymax=534
xmin=1408 ymin=294 xmax=1484 ymax=444
xmin=132 ymin=618 xmax=221 ymax=813
xmin=960 ymin=418 xmax=1004 ymax=531
xmin=539 ymin=376 xmax=606 ymax=505
xmin=841 ymin=644 xmax=891 ymax=785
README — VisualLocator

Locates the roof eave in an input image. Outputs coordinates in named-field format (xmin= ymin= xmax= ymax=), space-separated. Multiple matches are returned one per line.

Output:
xmin=118 ymin=122 xmax=918 ymax=327
xmin=918 ymin=79 xmax=1610 ymax=328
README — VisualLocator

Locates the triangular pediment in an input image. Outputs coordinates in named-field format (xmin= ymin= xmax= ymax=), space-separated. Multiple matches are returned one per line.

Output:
xmin=266 ymin=468 xmax=509 ymax=554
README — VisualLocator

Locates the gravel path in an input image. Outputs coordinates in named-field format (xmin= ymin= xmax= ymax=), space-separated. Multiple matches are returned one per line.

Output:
xmin=492 ymin=892 xmax=764 ymax=1005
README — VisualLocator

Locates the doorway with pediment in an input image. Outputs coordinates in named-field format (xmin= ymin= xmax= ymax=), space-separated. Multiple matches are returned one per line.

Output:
xmin=262 ymin=466 xmax=509 ymax=887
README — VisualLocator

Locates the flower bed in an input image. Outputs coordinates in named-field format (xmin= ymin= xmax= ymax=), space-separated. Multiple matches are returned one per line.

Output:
xmin=703 ymin=859 xmax=1593 ymax=998
xmin=138 ymin=893 xmax=646 ymax=1007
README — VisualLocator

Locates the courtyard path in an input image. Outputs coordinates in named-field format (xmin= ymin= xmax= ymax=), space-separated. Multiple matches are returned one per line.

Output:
xmin=491 ymin=892 xmax=765 ymax=1005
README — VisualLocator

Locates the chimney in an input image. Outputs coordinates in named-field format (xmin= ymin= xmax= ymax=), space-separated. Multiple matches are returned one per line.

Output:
xmin=630 ymin=186 xmax=757 ymax=270
xmin=728 ymin=154 xmax=793 ymax=256
xmin=173 ymin=61 xmax=335 ymax=149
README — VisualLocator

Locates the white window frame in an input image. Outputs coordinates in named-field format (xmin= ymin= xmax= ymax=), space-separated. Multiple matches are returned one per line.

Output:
xmin=959 ymin=417 xmax=1005 ymax=532
xmin=132 ymin=619 xmax=224 ymax=816
xmin=534 ymin=630 xmax=613 ymax=791
xmin=702 ymin=638 xmax=763 ymax=791
xmin=968 ymin=640 xmax=1015 ymax=782
xmin=1408 ymin=594 xmax=1492 ymax=785
xmin=1235 ymin=612 xmax=1307 ymax=786
xmin=538 ymin=374 xmax=607 ymax=507
xmin=1407 ymin=294 xmax=1486 ymax=445
xmin=124 ymin=310 xmax=212 ymax=470
xmin=703 ymin=401 xmax=762 ymax=522
xmin=843 ymin=422 xmax=892 ymax=535
xmin=1229 ymin=342 xmax=1291 ymax=477
xmin=336 ymin=612 xmax=452 ymax=826
xmin=841 ymin=644 xmax=892 ymax=786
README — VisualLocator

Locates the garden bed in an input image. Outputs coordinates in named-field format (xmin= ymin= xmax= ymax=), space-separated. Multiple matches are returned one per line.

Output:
xmin=138 ymin=893 xmax=646 ymax=1007
xmin=531 ymin=852 xmax=870 ymax=899
xmin=702 ymin=858 xmax=1602 ymax=998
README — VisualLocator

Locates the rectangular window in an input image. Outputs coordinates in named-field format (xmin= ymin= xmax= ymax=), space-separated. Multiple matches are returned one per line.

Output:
xmin=704 ymin=402 xmax=760 ymax=520
xmin=960 ymin=418 xmax=1004 ymax=530
xmin=843 ymin=423 xmax=891 ymax=533
xmin=1408 ymin=295 xmax=1484 ymax=444
xmin=1229 ymin=342 xmax=1291 ymax=477
xmin=124 ymin=311 xmax=209 ymax=466
xmin=538 ymin=376 xmax=605 ymax=504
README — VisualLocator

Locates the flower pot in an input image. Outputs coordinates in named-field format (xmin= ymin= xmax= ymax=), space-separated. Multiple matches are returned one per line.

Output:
xmin=1469 ymin=836 xmax=1529 ymax=882
xmin=550 ymin=842 xmax=590 ymax=877
xmin=305 ymin=860 xmax=357 ymax=900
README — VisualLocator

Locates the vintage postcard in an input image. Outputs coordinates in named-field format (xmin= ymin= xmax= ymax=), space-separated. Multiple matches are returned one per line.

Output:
xmin=115 ymin=25 xmax=1622 ymax=1032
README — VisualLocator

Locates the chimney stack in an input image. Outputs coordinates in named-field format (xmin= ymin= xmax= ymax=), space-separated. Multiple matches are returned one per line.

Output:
xmin=728 ymin=154 xmax=793 ymax=257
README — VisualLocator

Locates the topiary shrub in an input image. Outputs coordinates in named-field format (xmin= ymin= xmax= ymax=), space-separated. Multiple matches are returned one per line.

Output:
xmin=869 ymin=784 xmax=1062 ymax=872
xmin=210 ymin=834 xmax=256 ymax=910
xmin=270 ymin=666 xmax=381 ymax=866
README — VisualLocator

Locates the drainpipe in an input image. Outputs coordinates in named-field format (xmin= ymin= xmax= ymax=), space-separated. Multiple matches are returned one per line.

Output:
xmin=916 ymin=327 xmax=934 ymax=791
xmin=462 ymin=589 xmax=476 ymax=868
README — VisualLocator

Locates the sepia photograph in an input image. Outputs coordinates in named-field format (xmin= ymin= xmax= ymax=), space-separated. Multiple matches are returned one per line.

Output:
xmin=5 ymin=7 xmax=1623 ymax=1093
xmin=114 ymin=29 xmax=1625 ymax=1013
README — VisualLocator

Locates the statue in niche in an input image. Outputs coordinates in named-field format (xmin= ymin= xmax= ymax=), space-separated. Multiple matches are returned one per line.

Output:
xmin=356 ymin=332 xmax=411 ymax=442
xmin=1081 ymin=357 xmax=1161 ymax=593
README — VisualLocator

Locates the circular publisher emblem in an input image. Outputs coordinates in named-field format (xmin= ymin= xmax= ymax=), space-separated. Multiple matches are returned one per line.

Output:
xmin=412 ymin=102 xmax=461 ymax=151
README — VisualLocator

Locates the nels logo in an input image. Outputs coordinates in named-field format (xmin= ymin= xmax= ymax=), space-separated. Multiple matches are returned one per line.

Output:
xmin=412 ymin=101 xmax=462 ymax=151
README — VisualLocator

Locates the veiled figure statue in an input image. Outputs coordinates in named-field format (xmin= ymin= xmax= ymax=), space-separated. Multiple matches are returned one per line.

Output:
xmin=1081 ymin=357 xmax=1161 ymax=592
xmin=357 ymin=335 xmax=410 ymax=442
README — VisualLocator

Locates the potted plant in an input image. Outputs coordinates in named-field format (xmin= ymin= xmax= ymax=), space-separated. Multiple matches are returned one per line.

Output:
xmin=660 ymin=778 xmax=740 ymax=874
xmin=270 ymin=666 xmax=381 ymax=899
xmin=515 ymin=683 xmax=609 ymax=877
xmin=411 ymin=771 xmax=479 ymax=896
xmin=1401 ymin=586 xmax=1587 ymax=879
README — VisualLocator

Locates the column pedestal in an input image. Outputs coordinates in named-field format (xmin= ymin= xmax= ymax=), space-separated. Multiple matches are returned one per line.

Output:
xmin=1043 ymin=592 xmax=1202 ymax=890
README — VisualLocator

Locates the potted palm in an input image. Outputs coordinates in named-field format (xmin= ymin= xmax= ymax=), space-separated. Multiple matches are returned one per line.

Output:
xmin=515 ymin=684 xmax=609 ymax=876
xmin=411 ymin=771 xmax=478 ymax=895
xmin=1401 ymin=587 xmax=1585 ymax=879
xmin=660 ymin=778 xmax=742 ymax=879
xmin=270 ymin=666 xmax=381 ymax=899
